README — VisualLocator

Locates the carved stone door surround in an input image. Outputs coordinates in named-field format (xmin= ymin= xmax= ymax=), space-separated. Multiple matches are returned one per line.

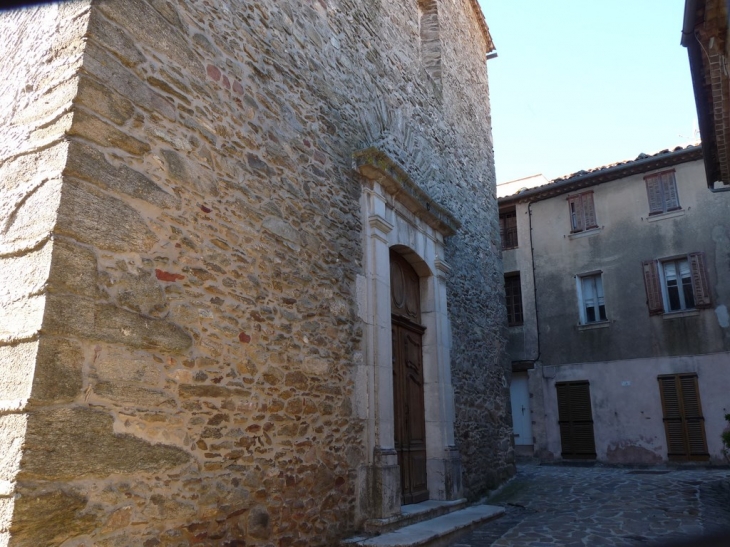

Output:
xmin=354 ymin=147 xmax=462 ymax=522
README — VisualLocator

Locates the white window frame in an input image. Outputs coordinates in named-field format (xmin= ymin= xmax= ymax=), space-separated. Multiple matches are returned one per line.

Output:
xmin=576 ymin=272 xmax=607 ymax=325
xmin=657 ymin=257 xmax=695 ymax=312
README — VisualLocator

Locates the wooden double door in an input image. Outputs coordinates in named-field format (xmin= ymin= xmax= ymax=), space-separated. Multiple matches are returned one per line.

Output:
xmin=390 ymin=251 xmax=428 ymax=505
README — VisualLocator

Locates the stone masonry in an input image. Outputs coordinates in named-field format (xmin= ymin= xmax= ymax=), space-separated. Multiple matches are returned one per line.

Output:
xmin=0 ymin=1 xmax=513 ymax=545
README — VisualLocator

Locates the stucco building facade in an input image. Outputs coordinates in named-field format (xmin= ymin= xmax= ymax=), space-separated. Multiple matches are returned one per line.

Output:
xmin=498 ymin=146 xmax=730 ymax=465
xmin=0 ymin=1 xmax=513 ymax=545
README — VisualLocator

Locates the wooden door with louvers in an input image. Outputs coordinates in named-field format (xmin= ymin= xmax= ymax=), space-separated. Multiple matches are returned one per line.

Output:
xmin=658 ymin=374 xmax=709 ymax=461
xmin=556 ymin=381 xmax=597 ymax=459
xmin=390 ymin=251 xmax=429 ymax=505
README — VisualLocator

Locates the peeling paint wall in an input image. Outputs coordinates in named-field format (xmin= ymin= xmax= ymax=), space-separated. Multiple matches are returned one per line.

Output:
xmin=505 ymin=157 xmax=730 ymax=464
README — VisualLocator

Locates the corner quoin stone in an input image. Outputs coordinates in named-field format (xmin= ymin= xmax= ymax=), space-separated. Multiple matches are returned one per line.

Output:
xmin=18 ymin=407 xmax=192 ymax=481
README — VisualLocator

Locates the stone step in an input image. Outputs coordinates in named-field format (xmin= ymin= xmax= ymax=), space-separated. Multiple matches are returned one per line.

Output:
xmin=364 ymin=499 xmax=469 ymax=535
xmin=342 ymin=505 xmax=504 ymax=547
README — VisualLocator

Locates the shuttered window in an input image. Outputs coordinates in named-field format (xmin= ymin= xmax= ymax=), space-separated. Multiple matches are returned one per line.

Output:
xmin=658 ymin=374 xmax=709 ymax=461
xmin=567 ymin=191 xmax=598 ymax=233
xmin=505 ymin=273 xmax=523 ymax=326
xmin=499 ymin=209 xmax=518 ymax=249
xmin=642 ymin=252 xmax=711 ymax=314
xmin=556 ymin=381 xmax=596 ymax=459
xmin=645 ymin=170 xmax=681 ymax=215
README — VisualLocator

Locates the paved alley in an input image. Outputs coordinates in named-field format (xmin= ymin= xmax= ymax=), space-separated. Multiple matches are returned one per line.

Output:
xmin=452 ymin=464 xmax=730 ymax=547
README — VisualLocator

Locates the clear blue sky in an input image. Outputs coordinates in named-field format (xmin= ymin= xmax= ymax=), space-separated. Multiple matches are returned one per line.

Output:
xmin=479 ymin=1 xmax=699 ymax=183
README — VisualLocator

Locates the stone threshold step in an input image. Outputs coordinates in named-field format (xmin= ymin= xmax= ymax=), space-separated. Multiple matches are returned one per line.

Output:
xmin=342 ymin=505 xmax=504 ymax=547
xmin=364 ymin=499 xmax=469 ymax=534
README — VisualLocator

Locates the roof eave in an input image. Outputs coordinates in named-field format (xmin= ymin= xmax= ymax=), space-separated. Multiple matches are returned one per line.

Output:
xmin=498 ymin=147 xmax=703 ymax=206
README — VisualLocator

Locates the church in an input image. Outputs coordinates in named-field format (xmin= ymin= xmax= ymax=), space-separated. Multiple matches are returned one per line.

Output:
xmin=0 ymin=0 xmax=512 ymax=545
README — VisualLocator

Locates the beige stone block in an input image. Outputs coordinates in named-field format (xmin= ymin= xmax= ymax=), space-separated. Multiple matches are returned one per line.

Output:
xmin=93 ymin=303 xmax=192 ymax=352
xmin=43 ymin=294 xmax=192 ymax=352
xmin=0 ymin=242 xmax=53 ymax=304
xmin=69 ymin=108 xmax=150 ymax=156
xmin=1 ymin=176 xmax=63 ymax=256
xmin=46 ymin=237 xmax=98 ymax=298
xmin=65 ymin=140 xmax=179 ymax=209
xmin=0 ymin=342 xmax=37 ymax=402
xmin=75 ymin=75 xmax=135 ymax=126
xmin=31 ymin=337 xmax=84 ymax=403
xmin=55 ymin=182 xmax=157 ymax=253
xmin=82 ymin=42 xmax=176 ymax=120
xmin=0 ymin=497 xmax=13 ymax=534
xmin=41 ymin=294 xmax=94 ymax=340
xmin=0 ymin=296 xmax=46 ymax=343
xmin=0 ymin=413 xmax=26 ymax=483
xmin=92 ymin=346 xmax=161 ymax=385
xmin=8 ymin=487 xmax=97 ymax=546
xmin=10 ymin=76 xmax=78 ymax=127
xmin=96 ymin=0 xmax=203 ymax=79
xmin=86 ymin=8 xmax=145 ymax=67
xmin=93 ymin=381 xmax=175 ymax=408
xmin=20 ymin=407 xmax=191 ymax=481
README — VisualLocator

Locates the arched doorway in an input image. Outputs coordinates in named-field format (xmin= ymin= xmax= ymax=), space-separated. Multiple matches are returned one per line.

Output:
xmin=390 ymin=250 xmax=428 ymax=504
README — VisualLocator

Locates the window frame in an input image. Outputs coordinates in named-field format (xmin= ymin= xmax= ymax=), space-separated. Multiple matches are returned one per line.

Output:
xmin=499 ymin=208 xmax=518 ymax=250
xmin=575 ymin=271 xmax=607 ymax=325
xmin=642 ymin=252 xmax=712 ymax=316
xmin=566 ymin=191 xmax=598 ymax=234
xmin=504 ymin=272 xmax=523 ymax=327
xmin=658 ymin=257 xmax=695 ymax=312
xmin=644 ymin=169 xmax=681 ymax=216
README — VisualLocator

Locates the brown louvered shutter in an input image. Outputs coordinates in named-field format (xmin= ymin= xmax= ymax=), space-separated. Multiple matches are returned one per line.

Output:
xmin=556 ymin=381 xmax=596 ymax=459
xmin=642 ymin=260 xmax=664 ymax=315
xmin=688 ymin=252 xmax=712 ymax=308
xmin=568 ymin=195 xmax=584 ymax=232
xmin=661 ymin=171 xmax=680 ymax=211
xmin=645 ymin=175 xmax=664 ymax=214
xmin=581 ymin=192 xmax=598 ymax=229
xmin=659 ymin=376 xmax=686 ymax=457
xmin=659 ymin=375 xmax=709 ymax=461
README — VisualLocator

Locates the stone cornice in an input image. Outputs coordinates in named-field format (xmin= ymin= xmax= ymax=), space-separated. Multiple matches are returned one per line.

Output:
xmin=354 ymin=147 xmax=461 ymax=237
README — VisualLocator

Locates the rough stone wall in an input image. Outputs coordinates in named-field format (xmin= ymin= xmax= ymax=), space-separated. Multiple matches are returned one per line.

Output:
xmin=438 ymin=0 xmax=515 ymax=496
xmin=0 ymin=3 xmax=91 ymax=546
xmin=1 ymin=0 xmax=511 ymax=545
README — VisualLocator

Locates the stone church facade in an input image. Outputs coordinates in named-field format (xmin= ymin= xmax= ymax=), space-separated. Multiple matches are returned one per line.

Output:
xmin=0 ymin=1 xmax=512 ymax=545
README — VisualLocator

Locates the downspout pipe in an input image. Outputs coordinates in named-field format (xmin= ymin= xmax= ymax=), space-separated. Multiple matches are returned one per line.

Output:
xmin=527 ymin=201 xmax=541 ymax=365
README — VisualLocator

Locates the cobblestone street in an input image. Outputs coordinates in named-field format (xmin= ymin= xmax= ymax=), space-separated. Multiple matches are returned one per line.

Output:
xmin=452 ymin=464 xmax=730 ymax=547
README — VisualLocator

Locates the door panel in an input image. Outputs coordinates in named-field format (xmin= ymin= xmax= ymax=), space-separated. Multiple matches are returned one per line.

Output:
xmin=556 ymin=381 xmax=596 ymax=459
xmin=392 ymin=322 xmax=428 ymax=505
xmin=659 ymin=374 xmax=709 ymax=461
xmin=510 ymin=373 xmax=533 ymax=446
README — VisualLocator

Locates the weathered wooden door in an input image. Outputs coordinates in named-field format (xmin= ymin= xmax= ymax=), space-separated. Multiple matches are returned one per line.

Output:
xmin=556 ymin=381 xmax=596 ymax=459
xmin=390 ymin=251 xmax=428 ymax=505
xmin=658 ymin=374 xmax=709 ymax=461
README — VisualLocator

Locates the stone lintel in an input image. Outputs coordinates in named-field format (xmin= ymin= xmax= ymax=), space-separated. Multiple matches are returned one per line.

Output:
xmin=354 ymin=147 xmax=460 ymax=237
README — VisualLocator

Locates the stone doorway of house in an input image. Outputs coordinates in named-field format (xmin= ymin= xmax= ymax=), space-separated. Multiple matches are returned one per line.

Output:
xmin=390 ymin=250 xmax=429 ymax=505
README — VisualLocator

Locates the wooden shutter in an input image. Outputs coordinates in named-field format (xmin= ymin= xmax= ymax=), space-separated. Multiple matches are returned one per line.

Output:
xmin=661 ymin=171 xmax=680 ymax=211
xmin=642 ymin=260 xmax=664 ymax=315
xmin=645 ymin=175 xmax=664 ymax=214
xmin=658 ymin=375 xmax=709 ymax=461
xmin=568 ymin=195 xmax=584 ymax=232
xmin=688 ymin=252 xmax=712 ymax=308
xmin=556 ymin=381 xmax=596 ymax=459
xmin=581 ymin=192 xmax=598 ymax=229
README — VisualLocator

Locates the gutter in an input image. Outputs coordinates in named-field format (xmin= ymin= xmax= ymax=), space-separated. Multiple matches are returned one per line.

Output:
xmin=499 ymin=146 xmax=702 ymax=206
xmin=681 ymin=0 xmax=698 ymax=47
